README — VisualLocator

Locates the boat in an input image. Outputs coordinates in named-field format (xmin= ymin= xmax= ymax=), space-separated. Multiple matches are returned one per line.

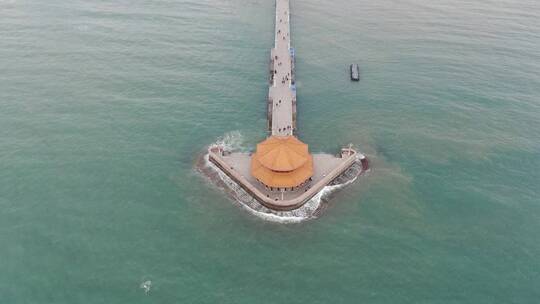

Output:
xmin=350 ymin=64 xmax=360 ymax=81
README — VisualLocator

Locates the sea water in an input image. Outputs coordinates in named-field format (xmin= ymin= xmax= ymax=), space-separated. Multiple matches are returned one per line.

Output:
xmin=1 ymin=0 xmax=539 ymax=303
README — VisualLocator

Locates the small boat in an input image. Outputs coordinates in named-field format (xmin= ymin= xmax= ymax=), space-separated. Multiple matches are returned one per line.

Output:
xmin=350 ymin=64 xmax=360 ymax=81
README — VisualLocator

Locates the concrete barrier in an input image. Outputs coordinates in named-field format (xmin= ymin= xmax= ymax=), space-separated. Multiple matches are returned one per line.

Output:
xmin=209 ymin=149 xmax=358 ymax=211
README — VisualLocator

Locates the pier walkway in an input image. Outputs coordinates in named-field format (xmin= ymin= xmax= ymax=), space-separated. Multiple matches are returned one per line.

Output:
xmin=206 ymin=0 xmax=367 ymax=212
xmin=269 ymin=0 xmax=296 ymax=136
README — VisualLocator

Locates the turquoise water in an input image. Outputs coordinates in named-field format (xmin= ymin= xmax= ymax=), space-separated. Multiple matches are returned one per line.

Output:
xmin=1 ymin=0 xmax=539 ymax=302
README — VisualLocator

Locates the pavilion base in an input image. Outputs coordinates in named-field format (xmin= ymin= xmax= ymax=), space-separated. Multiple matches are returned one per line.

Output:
xmin=207 ymin=145 xmax=368 ymax=212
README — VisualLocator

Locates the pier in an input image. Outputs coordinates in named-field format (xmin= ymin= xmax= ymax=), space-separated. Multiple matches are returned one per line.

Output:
xmin=207 ymin=0 xmax=367 ymax=212
xmin=268 ymin=0 xmax=296 ymax=135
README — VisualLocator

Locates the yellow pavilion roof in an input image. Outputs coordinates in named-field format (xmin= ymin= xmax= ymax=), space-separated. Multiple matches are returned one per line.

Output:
xmin=250 ymin=136 xmax=313 ymax=188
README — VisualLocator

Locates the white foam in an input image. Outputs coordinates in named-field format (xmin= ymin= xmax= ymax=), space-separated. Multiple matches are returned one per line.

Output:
xmin=210 ymin=130 xmax=246 ymax=152
xmin=140 ymin=280 xmax=151 ymax=294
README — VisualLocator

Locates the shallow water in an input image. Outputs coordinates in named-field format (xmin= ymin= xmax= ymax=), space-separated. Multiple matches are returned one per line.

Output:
xmin=1 ymin=0 xmax=539 ymax=303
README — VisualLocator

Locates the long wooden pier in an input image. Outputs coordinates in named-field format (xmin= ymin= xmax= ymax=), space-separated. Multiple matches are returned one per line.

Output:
xmin=268 ymin=0 xmax=297 ymax=136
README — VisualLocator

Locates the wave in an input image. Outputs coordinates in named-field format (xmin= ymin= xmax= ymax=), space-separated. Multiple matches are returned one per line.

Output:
xmin=210 ymin=130 xmax=246 ymax=152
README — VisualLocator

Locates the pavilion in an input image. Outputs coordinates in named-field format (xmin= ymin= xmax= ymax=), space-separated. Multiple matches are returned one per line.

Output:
xmin=250 ymin=136 xmax=313 ymax=191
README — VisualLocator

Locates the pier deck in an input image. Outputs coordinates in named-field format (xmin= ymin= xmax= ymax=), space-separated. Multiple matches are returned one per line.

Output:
xmin=269 ymin=0 xmax=296 ymax=136
xmin=209 ymin=147 xmax=361 ymax=211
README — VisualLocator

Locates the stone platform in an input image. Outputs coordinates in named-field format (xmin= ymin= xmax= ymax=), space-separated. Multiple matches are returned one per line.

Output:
xmin=209 ymin=146 xmax=367 ymax=211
